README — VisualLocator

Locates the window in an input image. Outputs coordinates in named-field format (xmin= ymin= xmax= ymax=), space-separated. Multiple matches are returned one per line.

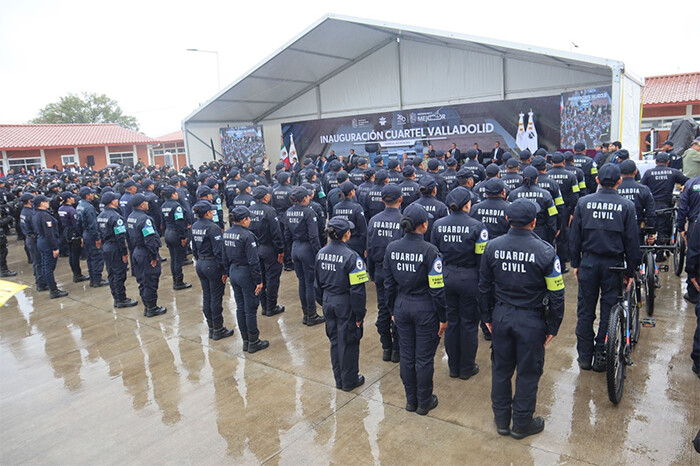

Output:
xmin=152 ymin=149 xmax=165 ymax=156
xmin=108 ymin=152 xmax=135 ymax=167
xmin=8 ymin=157 xmax=42 ymax=172
xmin=176 ymin=147 xmax=186 ymax=154
xmin=61 ymin=154 xmax=77 ymax=165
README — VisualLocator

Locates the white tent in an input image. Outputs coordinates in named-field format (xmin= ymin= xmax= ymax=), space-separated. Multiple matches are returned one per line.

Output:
xmin=183 ymin=14 xmax=643 ymax=165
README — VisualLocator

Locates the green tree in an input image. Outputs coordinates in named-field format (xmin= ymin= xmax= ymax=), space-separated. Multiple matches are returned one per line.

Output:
xmin=31 ymin=92 xmax=140 ymax=131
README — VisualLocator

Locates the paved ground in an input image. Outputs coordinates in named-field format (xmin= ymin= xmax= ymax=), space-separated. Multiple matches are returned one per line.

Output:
xmin=0 ymin=236 xmax=698 ymax=465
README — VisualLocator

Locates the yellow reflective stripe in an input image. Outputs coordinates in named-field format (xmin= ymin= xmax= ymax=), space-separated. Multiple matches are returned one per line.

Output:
xmin=590 ymin=167 xmax=598 ymax=174
xmin=572 ymin=184 xmax=580 ymax=193
xmin=428 ymin=274 xmax=444 ymax=288
xmin=578 ymin=181 xmax=586 ymax=190
xmin=545 ymin=274 xmax=564 ymax=291
xmin=349 ymin=270 xmax=369 ymax=285
xmin=554 ymin=196 xmax=564 ymax=206
xmin=547 ymin=205 xmax=558 ymax=216
xmin=474 ymin=241 xmax=487 ymax=254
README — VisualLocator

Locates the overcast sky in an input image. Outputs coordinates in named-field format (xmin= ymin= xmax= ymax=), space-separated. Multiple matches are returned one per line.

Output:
xmin=1 ymin=0 xmax=697 ymax=138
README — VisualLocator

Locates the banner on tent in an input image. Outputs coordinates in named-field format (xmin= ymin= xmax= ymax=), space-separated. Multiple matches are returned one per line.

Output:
xmin=560 ymin=86 xmax=612 ymax=149
xmin=219 ymin=125 xmax=265 ymax=166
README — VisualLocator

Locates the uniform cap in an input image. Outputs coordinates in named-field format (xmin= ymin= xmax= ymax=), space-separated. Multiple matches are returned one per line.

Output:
xmin=19 ymin=193 xmax=34 ymax=202
xmin=403 ymin=203 xmax=432 ymax=226
xmin=616 ymin=149 xmax=630 ymax=160
xmin=374 ymin=155 xmax=384 ymax=164
xmin=412 ymin=157 xmax=423 ymax=167
xmin=446 ymin=157 xmax=457 ymax=167
xmin=662 ymin=140 xmax=673 ymax=146
xmin=305 ymin=170 xmax=317 ymax=181
xmin=291 ymin=186 xmax=310 ymax=200
xmin=388 ymin=159 xmax=399 ymax=169
xmin=357 ymin=158 xmax=368 ymax=166
xmin=60 ymin=191 xmax=73 ymax=200
xmin=485 ymin=164 xmax=500 ymax=177
xmin=506 ymin=158 xmax=520 ymax=168
xmin=206 ymin=178 xmax=218 ymax=188
xmin=327 ymin=216 xmax=354 ymax=236
xmin=564 ymin=151 xmax=575 ymax=162
xmin=193 ymin=200 xmax=215 ymax=215
xmin=277 ymin=171 xmax=291 ymax=183
xmin=123 ymin=179 xmax=137 ymax=188
xmin=531 ymin=155 xmax=547 ymax=170
xmin=364 ymin=168 xmax=376 ymax=177
xmin=168 ymin=176 xmax=180 ymax=186
xmin=655 ymin=151 xmax=670 ymax=163
xmin=79 ymin=186 xmax=95 ymax=198
xmin=448 ymin=188 xmax=471 ymax=210
xmin=196 ymin=185 xmax=213 ymax=198
xmin=485 ymin=178 xmax=506 ymax=195
xmin=141 ymin=178 xmax=154 ymax=188
xmin=518 ymin=149 xmax=532 ymax=161
xmin=330 ymin=160 xmax=342 ymax=171
xmin=419 ymin=175 xmax=437 ymax=190
xmin=129 ymin=193 xmax=147 ymax=207
xmin=534 ymin=148 xmax=547 ymax=157
xmin=340 ymin=181 xmax=355 ymax=195
xmin=252 ymin=186 xmax=270 ymax=200
xmin=381 ymin=184 xmax=402 ymax=202
xmin=427 ymin=159 xmax=439 ymax=171
xmin=619 ymin=159 xmax=637 ymax=175
xmin=435 ymin=150 xmax=445 ymax=158
xmin=551 ymin=152 xmax=565 ymax=164
xmin=522 ymin=166 xmax=539 ymax=180
xmin=101 ymin=191 xmax=120 ymax=205
xmin=231 ymin=206 xmax=251 ymax=221
xmin=337 ymin=170 xmax=349 ymax=182
xmin=506 ymin=198 xmax=540 ymax=226
xmin=574 ymin=142 xmax=586 ymax=151
xmin=162 ymin=186 xmax=176 ymax=198
xmin=374 ymin=169 xmax=389 ymax=181
xmin=402 ymin=166 xmax=415 ymax=177
xmin=597 ymin=163 xmax=622 ymax=186
xmin=456 ymin=167 xmax=474 ymax=179
xmin=466 ymin=149 xmax=478 ymax=159
xmin=32 ymin=194 xmax=49 ymax=206
xmin=237 ymin=180 xmax=250 ymax=192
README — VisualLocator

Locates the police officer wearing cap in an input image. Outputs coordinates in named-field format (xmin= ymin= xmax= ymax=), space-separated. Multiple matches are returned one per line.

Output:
xmin=442 ymin=158 xmax=459 ymax=190
xmin=356 ymin=168 xmax=375 ymax=207
xmin=479 ymin=198 xmax=565 ymax=439
xmin=563 ymin=151 xmax=587 ymax=195
xmin=20 ymin=193 xmax=45 ymax=289
xmin=412 ymin=176 xmax=448 ymax=240
xmin=387 ymin=158 xmax=404 ymax=185
xmin=191 ymin=200 xmax=234 ymax=339
xmin=273 ymin=171 xmax=294 ymax=271
xmin=249 ymin=186 xmax=285 ymax=316
xmin=471 ymin=179 xmax=510 ymax=240
xmin=384 ymin=204 xmax=448 ymax=415
xmin=679 ymin=175 xmax=700 ymax=304
xmin=97 ymin=191 xmax=138 ymax=308
xmin=284 ymin=186 xmax=325 ymax=326
xmin=572 ymin=142 xmax=598 ymax=193
xmin=77 ymin=186 xmax=108 ymax=287
xmin=547 ymin=152 xmax=581 ymax=271
xmin=426 ymin=159 xmax=448 ymax=202
xmin=508 ymin=167 xmax=558 ymax=245
xmin=570 ymin=163 xmax=640 ymax=372
xmin=225 ymin=206 xmax=269 ymax=351
xmin=32 ymin=195 xmax=68 ymax=298
xmin=161 ymin=186 xmax=191 ymax=290
xmin=502 ymin=158 xmax=523 ymax=191
xmin=618 ymin=159 xmax=656 ymax=244
xmin=349 ymin=158 xmax=367 ymax=185
xmin=474 ymin=164 xmax=502 ymax=200
xmin=332 ymin=181 xmax=367 ymax=257
xmin=367 ymin=184 xmax=404 ymax=363
xmin=447 ymin=169 xmax=479 ymax=207
xmin=431 ymin=187 xmax=489 ymax=380
xmin=232 ymin=180 xmax=255 ymax=211
xmin=58 ymin=192 xmax=88 ymax=282
xmin=464 ymin=149 xmax=486 ymax=183
xmin=142 ymin=179 xmax=163 ymax=235
xmin=196 ymin=185 xmax=224 ymax=231
xmin=399 ymin=166 xmax=419 ymax=209
xmin=315 ymin=216 xmax=369 ymax=390
xmin=686 ymin=221 xmax=700 ymax=375
xmin=364 ymin=170 xmax=389 ymax=220
xmin=127 ymin=193 xmax=167 ymax=317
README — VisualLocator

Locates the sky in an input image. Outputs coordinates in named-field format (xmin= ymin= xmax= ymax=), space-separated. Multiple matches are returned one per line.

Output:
xmin=1 ymin=0 xmax=698 ymax=138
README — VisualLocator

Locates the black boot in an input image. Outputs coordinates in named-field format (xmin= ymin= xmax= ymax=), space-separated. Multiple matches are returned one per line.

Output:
xmin=260 ymin=306 xmax=269 ymax=317
xmin=207 ymin=320 xmax=214 ymax=339
xmin=302 ymin=308 xmax=308 ymax=325
xmin=242 ymin=332 xmax=249 ymax=352
xmin=173 ymin=276 xmax=192 ymax=290
xmin=305 ymin=308 xmax=325 ymax=326
xmin=49 ymin=287 xmax=68 ymax=299
xmin=212 ymin=325 xmax=234 ymax=340
xmin=36 ymin=283 xmax=49 ymax=292
xmin=90 ymin=279 xmax=109 ymax=287
xmin=114 ymin=298 xmax=138 ymax=308
xmin=0 ymin=269 xmax=17 ymax=277
xmin=247 ymin=331 xmax=269 ymax=353
xmin=268 ymin=305 xmax=285 ymax=316
xmin=73 ymin=274 xmax=89 ymax=283
xmin=144 ymin=301 xmax=167 ymax=318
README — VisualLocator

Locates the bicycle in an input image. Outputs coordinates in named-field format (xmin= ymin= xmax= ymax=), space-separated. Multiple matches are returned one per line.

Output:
xmin=639 ymin=227 xmax=669 ymax=316
xmin=656 ymin=200 xmax=686 ymax=277
xmin=605 ymin=265 xmax=642 ymax=404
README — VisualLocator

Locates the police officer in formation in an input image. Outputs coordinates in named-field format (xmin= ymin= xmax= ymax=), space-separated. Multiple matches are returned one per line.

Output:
xmin=315 ymin=216 xmax=369 ymax=390
xmin=225 ymin=206 xmax=269 ymax=351
xmin=20 ymin=193 xmax=46 ymax=290
xmin=366 ymin=184 xmax=404 ymax=363
xmin=412 ymin=176 xmax=448 ymax=240
xmin=431 ymin=188 xmax=489 ymax=380
xmin=479 ymin=198 xmax=565 ymax=439
xmin=679 ymin=175 xmax=700 ymax=304
xmin=546 ymin=152 xmax=581 ymax=271
xmin=97 ymin=191 xmax=137 ymax=308
xmin=58 ymin=192 xmax=89 ymax=282
xmin=77 ymin=187 xmax=108 ymax=287
xmin=384 ymin=204 xmax=447 ymax=415
xmin=332 ymin=181 xmax=367 ymax=257
xmin=161 ymin=186 xmax=192 ymax=290
xmin=471 ymin=179 xmax=510 ymax=239
xmin=617 ymin=160 xmax=656 ymax=244
xmin=33 ymin=195 xmax=68 ymax=298
xmin=570 ymin=164 xmax=640 ymax=372
xmin=685 ymin=219 xmax=699 ymax=376
xmin=508 ymin=167 xmax=558 ymax=245
xmin=127 ymin=193 xmax=167 ymax=317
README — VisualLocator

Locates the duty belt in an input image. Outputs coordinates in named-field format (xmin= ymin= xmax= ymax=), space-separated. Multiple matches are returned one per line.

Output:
xmin=197 ymin=256 xmax=216 ymax=260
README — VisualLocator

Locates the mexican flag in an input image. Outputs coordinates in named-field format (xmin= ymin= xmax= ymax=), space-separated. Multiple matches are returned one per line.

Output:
xmin=515 ymin=112 xmax=527 ymax=151
xmin=280 ymin=138 xmax=290 ymax=168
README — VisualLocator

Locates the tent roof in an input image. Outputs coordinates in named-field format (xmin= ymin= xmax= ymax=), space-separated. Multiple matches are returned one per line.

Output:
xmin=184 ymin=14 xmax=628 ymax=126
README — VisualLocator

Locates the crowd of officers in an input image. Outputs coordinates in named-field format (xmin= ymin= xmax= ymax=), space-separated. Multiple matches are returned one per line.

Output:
xmin=1 ymin=138 xmax=698 ymax=440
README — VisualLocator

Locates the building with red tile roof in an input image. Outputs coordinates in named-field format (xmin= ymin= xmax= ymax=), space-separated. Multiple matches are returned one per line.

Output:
xmin=641 ymin=72 xmax=700 ymax=151
xmin=151 ymin=130 xmax=187 ymax=170
xmin=0 ymin=123 xmax=157 ymax=173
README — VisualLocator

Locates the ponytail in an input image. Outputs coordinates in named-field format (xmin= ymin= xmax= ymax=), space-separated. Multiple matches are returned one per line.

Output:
xmin=400 ymin=217 xmax=415 ymax=234
xmin=325 ymin=226 xmax=343 ymax=241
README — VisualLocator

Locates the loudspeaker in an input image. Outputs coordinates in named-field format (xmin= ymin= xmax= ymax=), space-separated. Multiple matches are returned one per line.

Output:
xmin=87 ymin=155 xmax=95 ymax=166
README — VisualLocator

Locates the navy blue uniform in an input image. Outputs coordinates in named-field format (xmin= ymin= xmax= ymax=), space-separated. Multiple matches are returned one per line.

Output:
xmin=249 ymin=202 xmax=285 ymax=313
xmin=678 ymin=177 xmax=700 ymax=301
xmin=127 ymin=210 xmax=162 ymax=305
xmin=21 ymin=206 xmax=45 ymax=287
xmin=508 ymin=185 xmax=558 ymax=245
xmin=367 ymin=207 xmax=403 ymax=355
xmin=224 ymin=181 xmax=238 ymax=208
xmin=399 ymin=179 xmax=420 ymax=210
xmin=685 ymin=222 xmax=699 ymax=370
xmin=363 ymin=183 xmax=386 ymax=220
xmin=547 ymin=166 xmax=581 ymax=263
xmin=388 ymin=169 xmax=404 ymax=185
xmin=58 ymin=204 xmax=84 ymax=278
xmin=618 ymin=177 xmax=656 ymax=242
xmin=224 ymin=224 xmax=263 ymax=336
xmin=564 ymin=163 xmax=587 ymax=195
xmin=144 ymin=191 xmax=163 ymax=234
xmin=411 ymin=195 xmax=448 ymax=240
xmin=383 ymin=233 xmax=447 ymax=410
xmin=333 ymin=199 xmax=367 ymax=257
xmin=642 ymin=165 xmax=689 ymax=240
xmin=97 ymin=207 xmax=129 ymax=302
xmin=162 ymin=199 xmax=188 ymax=283
xmin=284 ymin=204 xmax=321 ymax=314
xmin=570 ymin=188 xmax=641 ymax=363
xmin=356 ymin=180 xmax=374 ymax=210
xmin=33 ymin=209 xmax=60 ymax=289
xmin=573 ymin=154 xmax=598 ymax=195
xmin=471 ymin=198 xmax=510 ymax=239
xmin=479 ymin=228 xmax=565 ymax=431
xmin=77 ymin=198 xmax=104 ymax=283
xmin=192 ymin=217 xmax=226 ymax=328
xmin=501 ymin=172 xmax=523 ymax=192
xmin=272 ymin=184 xmax=294 ymax=269
xmin=315 ymin=240 xmax=368 ymax=389
xmin=431 ymin=211 xmax=489 ymax=377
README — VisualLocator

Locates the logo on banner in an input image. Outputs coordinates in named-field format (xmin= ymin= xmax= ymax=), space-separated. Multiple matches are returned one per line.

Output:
xmin=410 ymin=112 xmax=417 ymax=124
xmin=379 ymin=116 xmax=387 ymax=126
xmin=352 ymin=118 xmax=358 ymax=128
xmin=396 ymin=114 xmax=407 ymax=124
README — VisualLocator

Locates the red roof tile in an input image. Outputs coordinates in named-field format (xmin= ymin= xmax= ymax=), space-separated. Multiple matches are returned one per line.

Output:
xmin=156 ymin=130 xmax=183 ymax=143
xmin=0 ymin=124 xmax=157 ymax=150
xmin=643 ymin=72 xmax=700 ymax=105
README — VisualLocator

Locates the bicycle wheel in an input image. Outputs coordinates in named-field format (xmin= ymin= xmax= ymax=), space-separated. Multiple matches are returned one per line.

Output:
xmin=606 ymin=304 xmax=626 ymax=404
xmin=628 ymin=281 xmax=641 ymax=345
xmin=645 ymin=253 xmax=655 ymax=316
xmin=675 ymin=239 xmax=686 ymax=277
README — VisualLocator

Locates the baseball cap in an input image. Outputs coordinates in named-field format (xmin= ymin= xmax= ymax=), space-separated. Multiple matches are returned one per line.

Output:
xmin=522 ymin=166 xmax=539 ymax=180
xmin=531 ymin=156 xmax=547 ymax=170
xmin=419 ymin=175 xmax=437 ymax=190
xmin=196 ymin=185 xmax=213 ymax=198
xmin=427 ymin=159 xmax=439 ymax=171
xmin=252 ymin=186 xmax=270 ymax=200
xmin=403 ymin=203 xmax=432 ymax=226
xmin=327 ymin=217 xmax=354 ymax=236
xmin=237 ymin=180 xmax=250 ymax=192
xmin=655 ymin=152 xmax=670 ymax=163
xmin=374 ymin=169 xmax=389 ymax=181
xmin=447 ymin=188 xmax=471 ymax=210
xmin=619 ymin=159 xmax=637 ymax=175
xmin=19 ymin=193 xmax=33 ymax=202
xmin=551 ymin=152 xmax=565 ymax=164
xmin=506 ymin=198 xmax=540 ymax=226
xmin=457 ymin=167 xmax=474 ymax=179
xmin=123 ymin=179 xmax=136 ymax=188
xmin=32 ymin=194 xmax=49 ymax=207
xmin=506 ymin=158 xmax=520 ymax=169
xmin=231 ymin=206 xmax=251 ymax=221
xmin=485 ymin=179 xmax=506 ymax=195
xmin=519 ymin=149 xmax=532 ymax=161
xmin=277 ymin=171 xmax=291 ymax=183
xmin=564 ymin=152 xmax=575 ymax=162
xmin=79 ymin=186 xmax=95 ymax=198
xmin=446 ymin=157 xmax=457 ymax=167
xmin=597 ymin=163 xmax=621 ymax=186
xmin=129 ymin=193 xmax=147 ymax=207
xmin=374 ymin=155 xmax=384 ymax=164
xmin=339 ymin=181 xmax=355 ymax=195
xmin=193 ymin=200 xmax=214 ymax=216
xmin=485 ymin=164 xmax=500 ymax=177
xmin=381 ymin=184 xmax=402 ymax=202
xmin=162 ymin=186 xmax=176 ymax=198
xmin=101 ymin=191 xmax=120 ymax=205
xmin=402 ymin=166 xmax=415 ymax=177
xmin=574 ymin=142 xmax=586 ymax=151
xmin=291 ymin=186 xmax=309 ymax=200
xmin=388 ymin=159 xmax=399 ymax=169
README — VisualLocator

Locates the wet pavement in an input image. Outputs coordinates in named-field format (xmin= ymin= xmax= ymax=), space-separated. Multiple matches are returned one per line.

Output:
xmin=1 ymin=237 xmax=698 ymax=464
